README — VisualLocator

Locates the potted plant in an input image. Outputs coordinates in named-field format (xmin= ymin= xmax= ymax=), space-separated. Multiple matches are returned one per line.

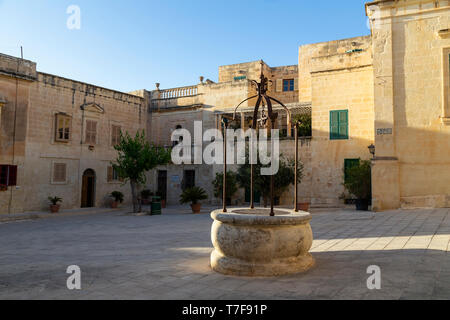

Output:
xmin=110 ymin=191 xmax=124 ymax=208
xmin=180 ymin=186 xmax=208 ymax=214
xmin=212 ymin=171 xmax=238 ymax=206
xmin=141 ymin=189 xmax=153 ymax=205
xmin=48 ymin=196 xmax=62 ymax=213
xmin=297 ymin=202 xmax=310 ymax=212
xmin=343 ymin=160 xmax=372 ymax=211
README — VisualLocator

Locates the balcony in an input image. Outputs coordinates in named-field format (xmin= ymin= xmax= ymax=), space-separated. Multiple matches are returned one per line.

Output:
xmin=156 ymin=85 xmax=198 ymax=100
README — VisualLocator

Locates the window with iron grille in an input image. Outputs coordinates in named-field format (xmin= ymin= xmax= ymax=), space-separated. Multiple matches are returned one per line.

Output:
xmin=85 ymin=120 xmax=97 ymax=144
xmin=53 ymin=163 xmax=67 ymax=183
xmin=55 ymin=114 xmax=71 ymax=142
xmin=0 ymin=165 xmax=18 ymax=187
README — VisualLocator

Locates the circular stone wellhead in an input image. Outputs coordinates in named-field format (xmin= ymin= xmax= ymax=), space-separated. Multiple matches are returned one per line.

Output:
xmin=210 ymin=208 xmax=315 ymax=277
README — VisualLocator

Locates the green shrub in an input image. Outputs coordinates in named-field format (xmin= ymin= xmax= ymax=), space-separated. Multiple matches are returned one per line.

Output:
xmin=180 ymin=187 xmax=208 ymax=205
xmin=110 ymin=191 xmax=124 ymax=203
xmin=48 ymin=196 xmax=62 ymax=205
xmin=343 ymin=160 xmax=372 ymax=200
xmin=292 ymin=113 xmax=312 ymax=137
xmin=212 ymin=171 xmax=238 ymax=200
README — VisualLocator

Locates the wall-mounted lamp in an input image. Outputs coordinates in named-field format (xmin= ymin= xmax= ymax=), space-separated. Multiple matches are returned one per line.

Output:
xmin=368 ymin=144 xmax=376 ymax=158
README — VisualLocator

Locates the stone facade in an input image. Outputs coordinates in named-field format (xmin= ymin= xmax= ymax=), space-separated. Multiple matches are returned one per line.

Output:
xmin=1 ymin=0 xmax=450 ymax=213
xmin=144 ymin=60 xmax=305 ymax=207
xmin=299 ymin=36 xmax=375 ymax=206
xmin=0 ymin=54 xmax=146 ymax=213
xmin=367 ymin=0 xmax=450 ymax=210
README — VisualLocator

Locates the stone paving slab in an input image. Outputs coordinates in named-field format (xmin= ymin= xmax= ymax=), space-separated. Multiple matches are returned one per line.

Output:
xmin=0 ymin=207 xmax=449 ymax=300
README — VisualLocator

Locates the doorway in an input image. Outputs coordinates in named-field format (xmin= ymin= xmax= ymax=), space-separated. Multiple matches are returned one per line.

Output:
xmin=157 ymin=170 xmax=167 ymax=201
xmin=183 ymin=170 xmax=195 ymax=190
xmin=81 ymin=169 xmax=96 ymax=208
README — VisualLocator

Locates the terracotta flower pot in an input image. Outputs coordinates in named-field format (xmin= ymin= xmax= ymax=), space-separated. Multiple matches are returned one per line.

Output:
xmin=50 ymin=205 xmax=60 ymax=213
xmin=161 ymin=199 xmax=166 ymax=208
xmin=111 ymin=201 xmax=119 ymax=209
xmin=191 ymin=203 xmax=201 ymax=214
xmin=297 ymin=202 xmax=310 ymax=212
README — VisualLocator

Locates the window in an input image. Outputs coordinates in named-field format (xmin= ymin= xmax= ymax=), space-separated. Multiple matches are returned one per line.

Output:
xmin=55 ymin=114 xmax=71 ymax=142
xmin=53 ymin=163 xmax=67 ymax=183
xmin=85 ymin=120 xmax=97 ymax=144
xmin=330 ymin=110 xmax=349 ymax=140
xmin=234 ymin=76 xmax=246 ymax=81
xmin=0 ymin=165 xmax=17 ymax=186
xmin=111 ymin=125 xmax=121 ymax=146
xmin=283 ymin=79 xmax=295 ymax=92
xmin=344 ymin=159 xmax=360 ymax=183
xmin=107 ymin=166 xmax=122 ymax=182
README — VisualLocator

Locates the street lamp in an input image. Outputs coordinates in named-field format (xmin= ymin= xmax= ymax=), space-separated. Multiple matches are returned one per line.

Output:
xmin=368 ymin=144 xmax=376 ymax=158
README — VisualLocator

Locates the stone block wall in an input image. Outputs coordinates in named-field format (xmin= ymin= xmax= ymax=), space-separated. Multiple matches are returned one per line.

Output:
xmin=369 ymin=0 xmax=450 ymax=210
xmin=300 ymin=36 xmax=375 ymax=207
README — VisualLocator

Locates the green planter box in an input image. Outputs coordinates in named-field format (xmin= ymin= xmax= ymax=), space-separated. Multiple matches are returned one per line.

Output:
xmin=151 ymin=196 xmax=162 ymax=215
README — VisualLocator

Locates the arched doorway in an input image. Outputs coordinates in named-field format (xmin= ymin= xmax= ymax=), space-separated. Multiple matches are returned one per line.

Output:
xmin=81 ymin=169 xmax=96 ymax=208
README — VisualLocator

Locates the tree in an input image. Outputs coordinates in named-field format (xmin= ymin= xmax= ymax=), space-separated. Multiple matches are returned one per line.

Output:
xmin=112 ymin=130 xmax=171 ymax=213
xmin=212 ymin=171 xmax=238 ymax=203
xmin=292 ymin=113 xmax=312 ymax=137
xmin=237 ymin=152 xmax=303 ymax=207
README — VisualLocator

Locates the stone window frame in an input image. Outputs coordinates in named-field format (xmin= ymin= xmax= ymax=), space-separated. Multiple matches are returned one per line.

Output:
xmin=330 ymin=109 xmax=349 ymax=140
xmin=85 ymin=119 xmax=98 ymax=145
xmin=442 ymin=47 xmax=450 ymax=125
xmin=107 ymin=165 xmax=123 ymax=184
xmin=111 ymin=124 xmax=121 ymax=147
xmin=54 ymin=113 xmax=72 ymax=143
xmin=51 ymin=162 xmax=68 ymax=185
xmin=283 ymin=79 xmax=295 ymax=92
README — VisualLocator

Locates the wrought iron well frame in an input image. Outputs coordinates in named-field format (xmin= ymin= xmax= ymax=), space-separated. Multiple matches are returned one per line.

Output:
xmin=221 ymin=62 xmax=302 ymax=216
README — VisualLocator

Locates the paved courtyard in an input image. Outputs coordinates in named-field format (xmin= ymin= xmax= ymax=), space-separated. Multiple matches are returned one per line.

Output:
xmin=0 ymin=207 xmax=449 ymax=300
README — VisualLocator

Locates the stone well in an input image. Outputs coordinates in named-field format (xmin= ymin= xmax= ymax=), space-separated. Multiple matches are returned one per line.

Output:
xmin=210 ymin=208 xmax=315 ymax=277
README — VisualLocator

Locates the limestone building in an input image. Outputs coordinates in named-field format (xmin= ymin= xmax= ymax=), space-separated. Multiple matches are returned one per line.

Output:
xmin=1 ymin=0 xmax=449 ymax=213
xmin=0 ymin=53 xmax=146 ymax=213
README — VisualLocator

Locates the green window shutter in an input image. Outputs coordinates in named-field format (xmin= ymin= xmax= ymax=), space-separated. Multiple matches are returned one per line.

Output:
xmin=330 ymin=110 xmax=348 ymax=140
xmin=330 ymin=111 xmax=339 ymax=140
xmin=339 ymin=110 xmax=348 ymax=139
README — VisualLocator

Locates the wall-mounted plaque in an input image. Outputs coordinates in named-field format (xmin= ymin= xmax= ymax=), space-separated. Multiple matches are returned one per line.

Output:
xmin=376 ymin=128 xmax=393 ymax=135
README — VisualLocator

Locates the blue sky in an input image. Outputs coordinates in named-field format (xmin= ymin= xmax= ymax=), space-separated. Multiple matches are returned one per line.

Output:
xmin=0 ymin=0 xmax=370 ymax=92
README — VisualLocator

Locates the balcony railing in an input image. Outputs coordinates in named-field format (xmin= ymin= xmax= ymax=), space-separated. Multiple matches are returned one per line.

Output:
xmin=157 ymin=85 xmax=198 ymax=100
